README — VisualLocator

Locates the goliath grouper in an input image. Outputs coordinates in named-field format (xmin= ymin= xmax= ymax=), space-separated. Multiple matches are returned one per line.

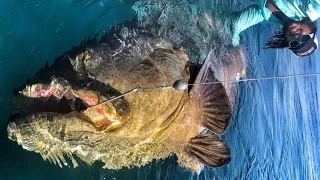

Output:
xmin=7 ymin=21 xmax=232 ymax=173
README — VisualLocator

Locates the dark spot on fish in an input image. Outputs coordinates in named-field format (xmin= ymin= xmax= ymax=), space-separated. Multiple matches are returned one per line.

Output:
xmin=113 ymin=99 xmax=130 ymax=117
xmin=47 ymin=113 xmax=54 ymax=122
xmin=74 ymin=98 xmax=88 ymax=111
xmin=60 ymin=130 xmax=65 ymax=140
xmin=59 ymin=123 xmax=66 ymax=140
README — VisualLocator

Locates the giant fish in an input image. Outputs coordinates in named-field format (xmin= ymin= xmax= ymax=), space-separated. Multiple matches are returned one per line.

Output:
xmin=7 ymin=21 xmax=232 ymax=173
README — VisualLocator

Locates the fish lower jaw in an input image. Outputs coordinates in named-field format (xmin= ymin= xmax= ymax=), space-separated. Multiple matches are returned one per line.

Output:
xmin=98 ymin=119 xmax=122 ymax=132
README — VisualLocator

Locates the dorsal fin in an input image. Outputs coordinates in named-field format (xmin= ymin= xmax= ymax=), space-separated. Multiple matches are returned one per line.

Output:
xmin=188 ymin=51 xmax=232 ymax=134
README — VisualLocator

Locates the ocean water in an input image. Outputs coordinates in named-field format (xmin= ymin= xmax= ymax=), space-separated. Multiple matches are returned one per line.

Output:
xmin=1 ymin=0 xmax=320 ymax=179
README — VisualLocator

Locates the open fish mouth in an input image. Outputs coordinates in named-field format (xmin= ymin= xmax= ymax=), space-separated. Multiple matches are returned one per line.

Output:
xmin=10 ymin=72 xmax=131 ymax=129
xmin=7 ymin=67 xmax=131 ymax=158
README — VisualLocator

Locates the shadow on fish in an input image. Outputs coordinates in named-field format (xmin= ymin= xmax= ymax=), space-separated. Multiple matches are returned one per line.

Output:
xmin=7 ymin=19 xmax=232 ymax=173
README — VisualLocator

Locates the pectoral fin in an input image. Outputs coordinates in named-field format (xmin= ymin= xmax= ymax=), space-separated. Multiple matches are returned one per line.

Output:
xmin=189 ymin=66 xmax=231 ymax=134
xmin=184 ymin=133 xmax=231 ymax=167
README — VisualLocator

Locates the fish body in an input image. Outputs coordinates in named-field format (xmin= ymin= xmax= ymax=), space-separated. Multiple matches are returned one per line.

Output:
xmin=8 ymin=23 xmax=231 ymax=173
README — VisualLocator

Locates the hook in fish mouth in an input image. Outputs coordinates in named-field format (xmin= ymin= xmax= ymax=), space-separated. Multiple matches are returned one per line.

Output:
xmin=11 ymin=75 xmax=133 ymax=135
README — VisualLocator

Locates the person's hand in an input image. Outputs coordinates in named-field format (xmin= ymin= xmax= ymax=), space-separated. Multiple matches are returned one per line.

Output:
xmin=232 ymin=32 xmax=241 ymax=46
xmin=230 ymin=17 xmax=241 ymax=47
xmin=225 ymin=13 xmax=241 ymax=47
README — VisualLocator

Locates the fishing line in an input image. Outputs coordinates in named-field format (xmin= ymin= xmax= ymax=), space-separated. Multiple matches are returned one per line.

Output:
xmin=172 ymin=72 xmax=320 ymax=91
xmin=90 ymin=88 xmax=139 ymax=107
xmin=90 ymin=86 xmax=171 ymax=107
xmin=190 ymin=72 xmax=320 ymax=85
xmin=91 ymin=72 xmax=320 ymax=107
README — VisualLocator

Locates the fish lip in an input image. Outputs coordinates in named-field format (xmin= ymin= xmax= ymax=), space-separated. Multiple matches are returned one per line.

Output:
xmin=102 ymin=119 xmax=122 ymax=131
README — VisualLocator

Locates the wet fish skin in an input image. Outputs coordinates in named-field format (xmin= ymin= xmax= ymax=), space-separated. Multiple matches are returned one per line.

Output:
xmin=8 ymin=21 xmax=232 ymax=173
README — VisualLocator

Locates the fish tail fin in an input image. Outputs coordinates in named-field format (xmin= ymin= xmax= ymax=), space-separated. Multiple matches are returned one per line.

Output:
xmin=189 ymin=67 xmax=231 ymax=134
xmin=184 ymin=133 xmax=231 ymax=167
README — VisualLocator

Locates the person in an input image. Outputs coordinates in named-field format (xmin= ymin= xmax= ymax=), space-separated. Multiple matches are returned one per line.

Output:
xmin=228 ymin=0 xmax=319 ymax=56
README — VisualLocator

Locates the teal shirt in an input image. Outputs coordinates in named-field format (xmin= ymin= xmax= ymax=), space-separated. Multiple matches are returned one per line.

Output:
xmin=231 ymin=0 xmax=320 ymax=46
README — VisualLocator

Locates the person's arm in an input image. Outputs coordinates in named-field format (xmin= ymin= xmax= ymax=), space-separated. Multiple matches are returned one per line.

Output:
xmin=306 ymin=0 xmax=320 ymax=21
xmin=228 ymin=5 xmax=266 ymax=46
